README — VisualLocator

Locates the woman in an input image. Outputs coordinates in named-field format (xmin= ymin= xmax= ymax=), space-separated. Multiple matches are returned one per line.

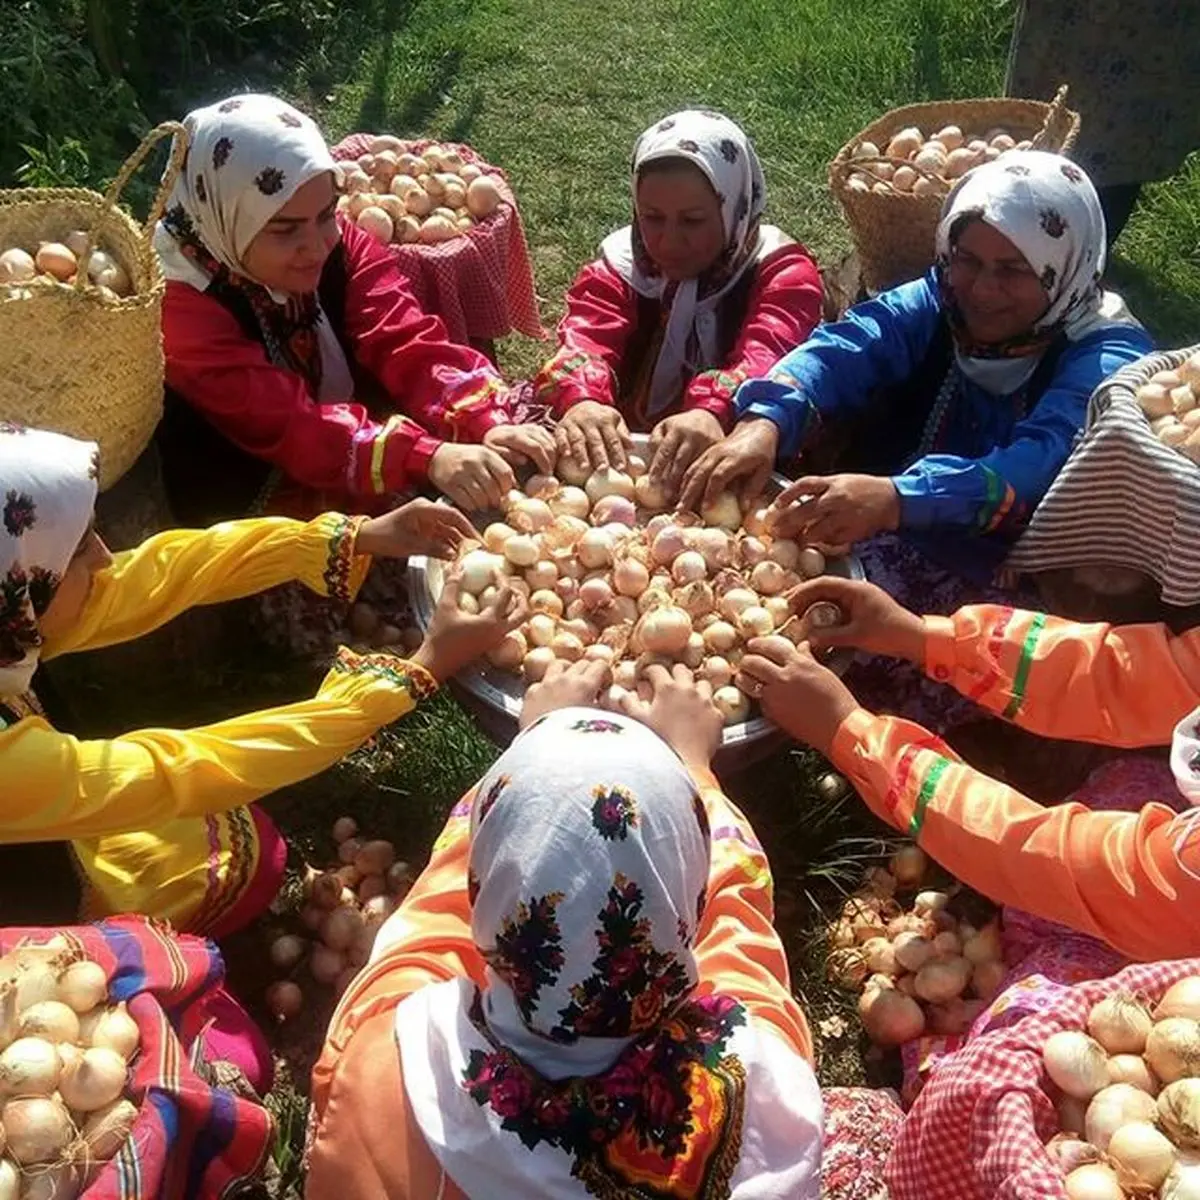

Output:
xmin=683 ymin=150 xmax=1151 ymax=729
xmin=157 ymin=94 xmax=554 ymax=524
xmin=0 ymin=424 xmax=524 ymax=937
xmin=534 ymin=110 xmax=823 ymax=501
xmin=307 ymin=660 xmax=823 ymax=1198
xmin=736 ymin=574 xmax=1200 ymax=962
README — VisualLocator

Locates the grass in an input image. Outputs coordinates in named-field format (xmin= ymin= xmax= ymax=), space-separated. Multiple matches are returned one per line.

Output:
xmin=30 ymin=0 xmax=1200 ymax=1188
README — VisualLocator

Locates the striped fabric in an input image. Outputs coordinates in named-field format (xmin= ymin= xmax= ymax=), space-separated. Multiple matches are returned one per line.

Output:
xmin=1007 ymin=345 xmax=1200 ymax=604
xmin=0 ymin=917 xmax=273 ymax=1200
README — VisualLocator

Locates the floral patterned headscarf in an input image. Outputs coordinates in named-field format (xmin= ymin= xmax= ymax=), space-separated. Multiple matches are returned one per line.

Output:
xmin=395 ymin=707 xmax=822 ymax=1199
xmin=154 ymin=94 xmax=352 ymax=400
xmin=0 ymin=426 xmax=99 ymax=699
xmin=600 ymin=110 xmax=789 ymax=417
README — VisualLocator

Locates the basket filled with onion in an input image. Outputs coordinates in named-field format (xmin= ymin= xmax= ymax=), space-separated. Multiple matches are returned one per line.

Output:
xmin=408 ymin=433 xmax=863 ymax=764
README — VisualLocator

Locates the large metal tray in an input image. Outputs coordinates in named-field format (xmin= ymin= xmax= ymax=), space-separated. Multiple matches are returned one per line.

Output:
xmin=407 ymin=434 xmax=863 ymax=761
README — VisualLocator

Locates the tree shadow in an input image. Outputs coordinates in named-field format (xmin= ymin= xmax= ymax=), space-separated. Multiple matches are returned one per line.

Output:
xmin=445 ymin=84 xmax=484 ymax=145
xmin=1107 ymin=256 xmax=1200 ymax=348
xmin=910 ymin=0 xmax=946 ymax=98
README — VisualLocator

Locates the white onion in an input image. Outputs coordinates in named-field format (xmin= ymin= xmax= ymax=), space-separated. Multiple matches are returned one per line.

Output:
xmin=592 ymin=495 xmax=636 ymax=527
xmin=557 ymin=456 xmax=590 ymax=486
xmin=527 ymin=613 xmax=558 ymax=647
xmin=1106 ymin=1120 xmax=1177 ymax=1191
xmin=579 ymin=577 xmax=615 ymax=609
xmin=526 ymin=560 xmax=558 ymax=590
xmin=488 ymin=630 xmax=527 ymax=669
xmin=1163 ymin=1161 xmax=1200 ymax=1200
xmin=743 ymin=507 xmax=771 ymax=536
xmin=522 ymin=647 xmax=556 ymax=681
xmin=763 ymin=596 xmax=791 ymax=627
xmin=798 ymin=546 xmax=826 ymax=578
xmin=578 ymin=529 xmax=615 ymax=569
xmin=961 ymin=923 xmax=1002 ymax=965
xmin=0 ymin=1037 xmax=60 ymax=1095
xmin=1157 ymin=977 xmax=1200 ymax=1022
xmin=769 ymin=539 xmax=801 ymax=570
xmin=554 ymin=576 xmax=578 ymax=603
xmin=460 ymin=550 xmax=503 ymax=594
xmin=651 ymin=526 xmax=688 ymax=565
xmin=671 ymin=551 xmax=708 ymax=584
xmin=858 ymin=987 xmax=925 ymax=1046
xmin=56 ymin=961 xmax=107 ymax=1015
xmin=585 ymin=467 xmax=635 ymax=503
xmin=892 ymin=932 xmax=935 ymax=973
xmin=638 ymin=607 xmax=692 ymax=654
xmin=1147 ymin=1018 xmax=1200 ymax=1083
xmin=2 ymin=1096 xmax=74 ymax=1165
xmin=913 ymin=956 xmax=971 ymax=1003
xmin=738 ymin=605 xmax=775 ymax=638
xmin=530 ymin=589 xmax=564 ymax=617
xmin=18 ymin=1002 xmax=79 ymax=1045
xmin=559 ymin=617 xmax=597 ymax=645
xmin=508 ymin=497 xmax=554 ymax=532
xmin=701 ymin=491 xmax=742 ymax=530
xmin=548 ymin=486 xmax=590 ymax=519
xmin=523 ymin=473 xmax=558 ymax=498
xmin=1043 ymin=1030 xmax=1111 ymax=1100
xmin=552 ymin=631 xmax=585 ymax=661
xmin=585 ymin=644 xmax=616 ymax=663
xmin=749 ymin=560 xmax=787 ymax=595
xmin=702 ymin=621 xmax=739 ymax=653
xmin=613 ymin=558 xmax=650 ymax=597
xmin=1064 ymin=1163 xmax=1125 ymax=1200
xmin=503 ymin=533 xmax=540 ymax=567
xmin=682 ymin=632 xmax=706 ymax=669
xmin=58 ymin=1045 xmax=126 ymax=1112
xmin=719 ymin=588 xmax=758 ymax=621
xmin=713 ymin=686 xmax=751 ymax=725
xmin=739 ymin=536 xmax=768 ymax=566
xmin=700 ymin=656 xmax=733 ymax=688
xmin=1158 ymin=1078 xmax=1200 ymax=1148
xmin=1087 ymin=992 xmax=1152 ymax=1055
xmin=1084 ymin=1082 xmax=1158 ymax=1151
xmin=483 ymin=522 xmax=515 ymax=553
xmin=634 ymin=475 xmax=670 ymax=510
xmin=690 ymin=528 xmax=733 ymax=569
xmin=1104 ymin=1053 xmax=1158 ymax=1095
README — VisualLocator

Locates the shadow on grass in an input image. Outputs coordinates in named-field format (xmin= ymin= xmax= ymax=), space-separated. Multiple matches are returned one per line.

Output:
xmin=1107 ymin=255 xmax=1200 ymax=348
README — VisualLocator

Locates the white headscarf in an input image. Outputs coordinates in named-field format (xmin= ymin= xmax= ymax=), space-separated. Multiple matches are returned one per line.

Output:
xmin=153 ymin=94 xmax=354 ymax=401
xmin=934 ymin=149 xmax=1139 ymax=393
xmin=396 ymin=707 xmax=821 ymax=1199
xmin=0 ymin=426 xmax=99 ymax=699
xmin=601 ymin=110 xmax=789 ymax=417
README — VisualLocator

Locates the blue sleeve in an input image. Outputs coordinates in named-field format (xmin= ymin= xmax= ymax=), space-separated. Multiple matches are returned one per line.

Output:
xmin=893 ymin=325 xmax=1155 ymax=533
xmin=733 ymin=273 xmax=944 ymax=461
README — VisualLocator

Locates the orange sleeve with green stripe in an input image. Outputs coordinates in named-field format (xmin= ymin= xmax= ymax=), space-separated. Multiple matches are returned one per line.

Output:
xmin=830 ymin=708 xmax=1200 ymax=961
xmin=922 ymin=606 xmax=1200 ymax=746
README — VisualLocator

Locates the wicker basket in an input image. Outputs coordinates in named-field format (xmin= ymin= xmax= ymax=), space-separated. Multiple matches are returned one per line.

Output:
xmin=0 ymin=122 xmax=188 ymax=490
xmin=829 ymin=87 xmax=1080 ymax=294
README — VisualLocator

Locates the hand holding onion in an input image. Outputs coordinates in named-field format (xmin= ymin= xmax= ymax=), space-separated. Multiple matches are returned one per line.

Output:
xmin=483 ymin=423 xmax=558 ymax=473
xmin=519 ymin=657 xmax=614 ymax=728
xmin=355 ymin=497 xmax=479 ymax=561
xmin=769 ymin=474 xmax=901 ymax=546
xmin=410 ymin=573 xmax=528 ymax=681
xmin=554 ymin=401 xmax=633 ymax=471
xmin=678 ymin=417 xmax=780 ymax=513
xmin=737 ymin=637 xmax=859 ymax=754
xmin=427 ymin=443 xmax=516 ymax=511
xmin=614 ymin=662 xmax=724 ymax=772
xmin=785 ymin=577 xmax=926 ymax=661
xmin=647 ymin=411 xmax=727 ymax=501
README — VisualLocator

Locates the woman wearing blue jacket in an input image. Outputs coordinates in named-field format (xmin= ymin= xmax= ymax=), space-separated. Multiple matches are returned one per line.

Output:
xmin=681 ymin=150 xmax=1152 ymax=730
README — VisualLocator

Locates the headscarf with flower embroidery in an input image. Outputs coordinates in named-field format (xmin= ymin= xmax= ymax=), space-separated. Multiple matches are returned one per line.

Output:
xmin=0 ymin=426 xmax=99 ymax=700
xmin=395 ymin=706 xmax=822 ymax=1199
xmin=600 ymin=110 xmax=791 ymax=418
xmin=153 ymin=93 xmax=354 ymax=402
xmin=934 ymin=149 xmax=1140 ymax=394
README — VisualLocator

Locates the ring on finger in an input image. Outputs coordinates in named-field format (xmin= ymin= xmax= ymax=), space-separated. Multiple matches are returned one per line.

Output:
xmin=744 ymin=677 xmax=764 ymax=697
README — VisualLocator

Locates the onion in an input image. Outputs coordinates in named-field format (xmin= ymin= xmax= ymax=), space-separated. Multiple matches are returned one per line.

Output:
xmin=972 ymin=959 xmax=1007 ymax=1003
xmin=1107 ymin=1120 xmax=1177 ymax=1191
xmin=1147 ymin=1018 xmax=1200 ymax=1084
xmin=459 ymin=550 xmax=503 ymax=594
xmin=35 ymin=243 xmax=76 ymax=282
xmin=548 ymin=486 xmax=590 ymax=519
xmin=674 ymin=581 xmax=716 ymax=619
xmin=768 ymin=539 xmax=801 ymax=570
xmin=671 ymin=551 xmax=708 ymax=584
xmin=560 ymin=617 xmax=597 ymax=645
xmin=526 ymin=560 xmax=559 ymax=591
xmin=322 ymin=906 xmax=365 ymax=953
xmin=508 ymin=498 xmax=554 ymax=532
xmin=739 ymin=536 xmax=768 ymax=567
xmin=0 ymin=248 xmax=36 ymax=285
xmin=798 ymin=546 xmax=827 ymax=578
xmin=1105 ymin=1053 xmax=1159 ymax=1095
xmin=269 ymin=934 xmax=306 ymax=972
xmin=679 ymin=632 xmax=705 ymax=669
xmin=638 ymin=606 xmax=692 ymax=655
xmin=338 ymin=837 xmax=364 ymax=866
xmin=586 ymin=644 xmax=616 ymax=663
xmin=1159 ymin=1079 xmax=1200 ymax=1148
xmin=700 ymin=656 xmax=733 ymax=688
xmin=557 ymin=455 xmax=590 ymax=486
xmin=2 ymin=1096 xmax=74 ymax=1165
xmin=14 ymin=960 xmax=62 ymax=1014
xmin=1045 ymin=1133 xmax=1104 ymax=1173
xmin=914 ymin=956 xmax=971 ymax=1003
xmin=690 ymin=528 xmax=733 ymax=569
xmin=892 ymin=932 xmax=935 ymax=973
xmin=482 ymin=523 xmax=515 ymax=553
xmin=85 ymin=1003 xmax=139 ymax=1060
xmin=749 ymin=561 xmax=787 ymax=595
xmin=578 ymin=529 xmax=615 ymax=569
xmin=592 ymin=495 xmax=636 ymax=527
xmin=885 ymin=846 xmax=925 ymax=889
xmin=738 ymin=605 xmax=775 ymax=638
xmin=1157 ymin=977 xmax=1200 ymax=1022
xmin=1087 ymin=992 xmax=1152 ymax=1055
xmin=651 ymin=526 xmax=688 ymax=565
xmin=527 ymin=613 xmax=557 ymax=648
xmin=585 ymin=467 xmax=635 ymax=503
xmin=1064 ymin=1163 xmax=1125 ymax=1200
xmin=530 ymin=589 xmax=564 ymax=617
xmin=826 ymin=948 xmax=869 ymax=989
xmin=613 ymin=558 xmax=650 ymax=597
xmin=503 ymin=533 xmax=540 ymax=568
xmin=913 ymin=890 xmax=949 ymax=916
xmin=331 ymin=816 xmax=359 ymax=845
xmin=58 ymin=1045 xmax=126 ymax=1113
xmin=578 ymin=577 xmax=615 ymax=610
xmin=713 ymin=686 xmax=750 ymax=725
xmin=1084 ymin=1082 xmax=1158 ymax=1151
xmin=543 ymin=516 xmax=589 ymax=552
xmin=355 ymin=840 xmax=395 ymax=875
xmin=858 ymin=987 xmax=925 ymax=1045
xmin=862 ymin=937 xmax=896 ymax=976
xmin=1163 ymin=1162 xmax=1200 ymax=1200
xmin=551 ymin=631 xmax=585 ymax=661
xmin=310 ymin=944 xmax=345 ymax=985
xmin=634 ymin=475 xmax=670 ymax=510
xmin=700 ymin=491 xmax=742 ymax=530
xmin=18 ymin=1002 xmax=79 ymax=1045
xmin=0 ymin=1037 xmax=60 ymax=1095
xmin=719 ymin=588 xmax=757 ymax=621
xmin=488 ymin=629 xmax=527 ymax=668
xmin=962 ymin=923 xmax=1002 ymax=965
xmin=522 ymin=646 xmax=556 ymax=682
xmin=55 ymin=962 xmax=107 ymax=1017
xmin=82 ymin=1096 xmax=137 ymax=1161
xmin=1043 ymin=1030 xmax=1110 ymax=1099
xmin=931 ymin=930 xmax=962 ymax=958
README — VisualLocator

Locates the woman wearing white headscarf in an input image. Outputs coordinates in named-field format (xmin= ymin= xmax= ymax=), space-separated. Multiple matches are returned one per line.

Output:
xmin=533 ymin=110 xmax=823 ymax=500
xmin=157 ymin=94 xmax=553 ymax=524
xmin=684 ymin=150 xmax=1152 ymax=733
xmin=308 ymin=663 xmax=823 ymax=1198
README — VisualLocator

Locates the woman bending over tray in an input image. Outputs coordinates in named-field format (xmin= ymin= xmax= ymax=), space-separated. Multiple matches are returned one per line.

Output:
xmin=532 ymin=109 xmax=823 ymax=502
xmin=156 ymin=93 xmax=553 ymax=525
xmin=683 ymin=150 xmax=1152 ymax=731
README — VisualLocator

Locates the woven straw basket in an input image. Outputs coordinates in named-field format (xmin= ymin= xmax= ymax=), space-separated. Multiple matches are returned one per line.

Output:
xmin=0 ymin=122 xmax=188 ymax=489
xmin=829 ymin=87 xmax=1080 ymax=294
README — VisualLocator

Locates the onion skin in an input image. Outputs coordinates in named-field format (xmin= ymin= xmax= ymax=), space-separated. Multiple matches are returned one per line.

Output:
xmin=1157 ymin=976 xmax=1200 ymax=1022
xmin=1158 ymin=1078 xmax=1200 ymax=1149
xmin=1147 ymin=1017 xmax=1200 ymax=1084
xmin=1086 ymin=992 xmax=1152 ymax=1055
xmin=1105 ymin=1119 xmax=1176 ymax=1192
xmin=858 ymin=987 xmax=925 ymax=1046
xmin=1043 ymin=1030 xmax=1110 ymax=1100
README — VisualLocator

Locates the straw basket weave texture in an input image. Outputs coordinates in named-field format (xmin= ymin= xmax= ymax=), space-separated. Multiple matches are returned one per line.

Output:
xmin=829 ymin=87 xmax=1080 ymax=294
xmin=0 ymin=122 xmax=188 ymax=489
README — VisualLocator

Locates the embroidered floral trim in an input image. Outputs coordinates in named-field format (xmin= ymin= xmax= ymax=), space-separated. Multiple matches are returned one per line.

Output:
xmin=330 ymin=648 xmax=438 ymax=700
xmin=321 ymin=514 xmax=367 ymax=602
xmin=571 ymin=717 xmax=623 ymax=734
xmin=0 ymin=564 xmax=40 ymax=668
xmin=3 ymin=490 xmax=35 ymax=537
xmin=462 ymin=989 xmax=747 ymax=1199
xmin=486 ymin=891 xmax=566 ymax=1023
xmin=478 ymin=773 xmax=510 ymax=823
xmin=591 ymin=786 xmax=638 ymax=840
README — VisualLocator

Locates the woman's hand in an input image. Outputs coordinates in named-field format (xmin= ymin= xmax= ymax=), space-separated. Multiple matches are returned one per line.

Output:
xmin=678 ymin=417 xmax=780 ymax=512
xmin=736 ymin=637 xmax=859 ymax=755
xmin=768 ymin=474 xmax=899 ymax=545
xmin=520 ymin=658 xmax=613 ymax=728
xmin=785 ymin=577 xmax=926 ymax=662
xmin=554 ymin=400 xmax=633 ymax=471
xmin=355 ymin=498 xmax=478 ymax=561
xmin=428 ymin=444 xmax=516 ymax=512
xmin=617 ymin=663 xmax=723 ymax=773
xmin=410 ymin=575 xmax=527 ymax=682
xmin=483 ymin=423 xmax=557 ymax=473
xmin=647 ymin=411 xmax=725 ymax=502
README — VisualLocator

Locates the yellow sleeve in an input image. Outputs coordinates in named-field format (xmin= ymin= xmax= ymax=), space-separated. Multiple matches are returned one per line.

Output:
xmin=0 ymin=651 xmax=435 ymax=842
xmin=924 ymin=605 xmax=1200 ymax=746
xmin=43 ymin=513 xmax=370 ymax=658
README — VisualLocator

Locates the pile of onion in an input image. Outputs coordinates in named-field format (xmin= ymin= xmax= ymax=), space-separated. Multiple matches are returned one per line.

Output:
xmin=264 ymin=817 xmax=415 ymax=1022
xmin=825 ymin=843 xmax=1006 ymax=1047
xmin=1041 ymin=976 xmax=1200 ymax=1198
xmin=334 ymin=137 xmax=505 ymax=246
xmin=1135 ymin=355 xmax=1200 ymax=462
xmin=448 ymin=455 xmax=841 ymax=727
xmin=0 ymin=231 xmax=133 ymax=302
xmin=343 ymin=600 xmax=423 ymax=657
xmin=0 ymin=939 xmax=140 ymax=1198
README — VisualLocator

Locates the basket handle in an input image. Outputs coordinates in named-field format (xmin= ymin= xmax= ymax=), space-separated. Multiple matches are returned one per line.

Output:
xmin=74 ymin=120 xmax=190 ymax=290
xmin=1030 ymin=84 xmax=1071 ymax=151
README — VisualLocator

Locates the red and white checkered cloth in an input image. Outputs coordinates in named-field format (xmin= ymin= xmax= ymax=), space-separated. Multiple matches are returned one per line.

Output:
xmin=887 ymin=957 xmax=1200 ymax=1199
xmin=332 ymin=134 xmax=546 ymax=345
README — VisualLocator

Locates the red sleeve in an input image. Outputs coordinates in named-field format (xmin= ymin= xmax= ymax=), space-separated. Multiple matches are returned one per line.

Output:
xmin=683 ymin=243 xmax=824 ymax=428
xmin=162 ymin=281 xmax=440 ymax=497
xmin=338 ymin=220 xmax=513 ymax=444
xmin=533 ymin=259 xmax=636 ymax=416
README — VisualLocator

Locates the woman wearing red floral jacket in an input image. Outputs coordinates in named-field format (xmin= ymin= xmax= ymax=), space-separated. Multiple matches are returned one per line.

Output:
xmin=156 ymin=94 xmax=554 ymax=524
xmin=534 ymin=110 xmax=823 ymax=499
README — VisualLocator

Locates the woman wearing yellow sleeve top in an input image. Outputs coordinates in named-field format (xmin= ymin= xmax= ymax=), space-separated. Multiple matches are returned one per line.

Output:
xmin=0 ymin=423 xmax=524 ymax=936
